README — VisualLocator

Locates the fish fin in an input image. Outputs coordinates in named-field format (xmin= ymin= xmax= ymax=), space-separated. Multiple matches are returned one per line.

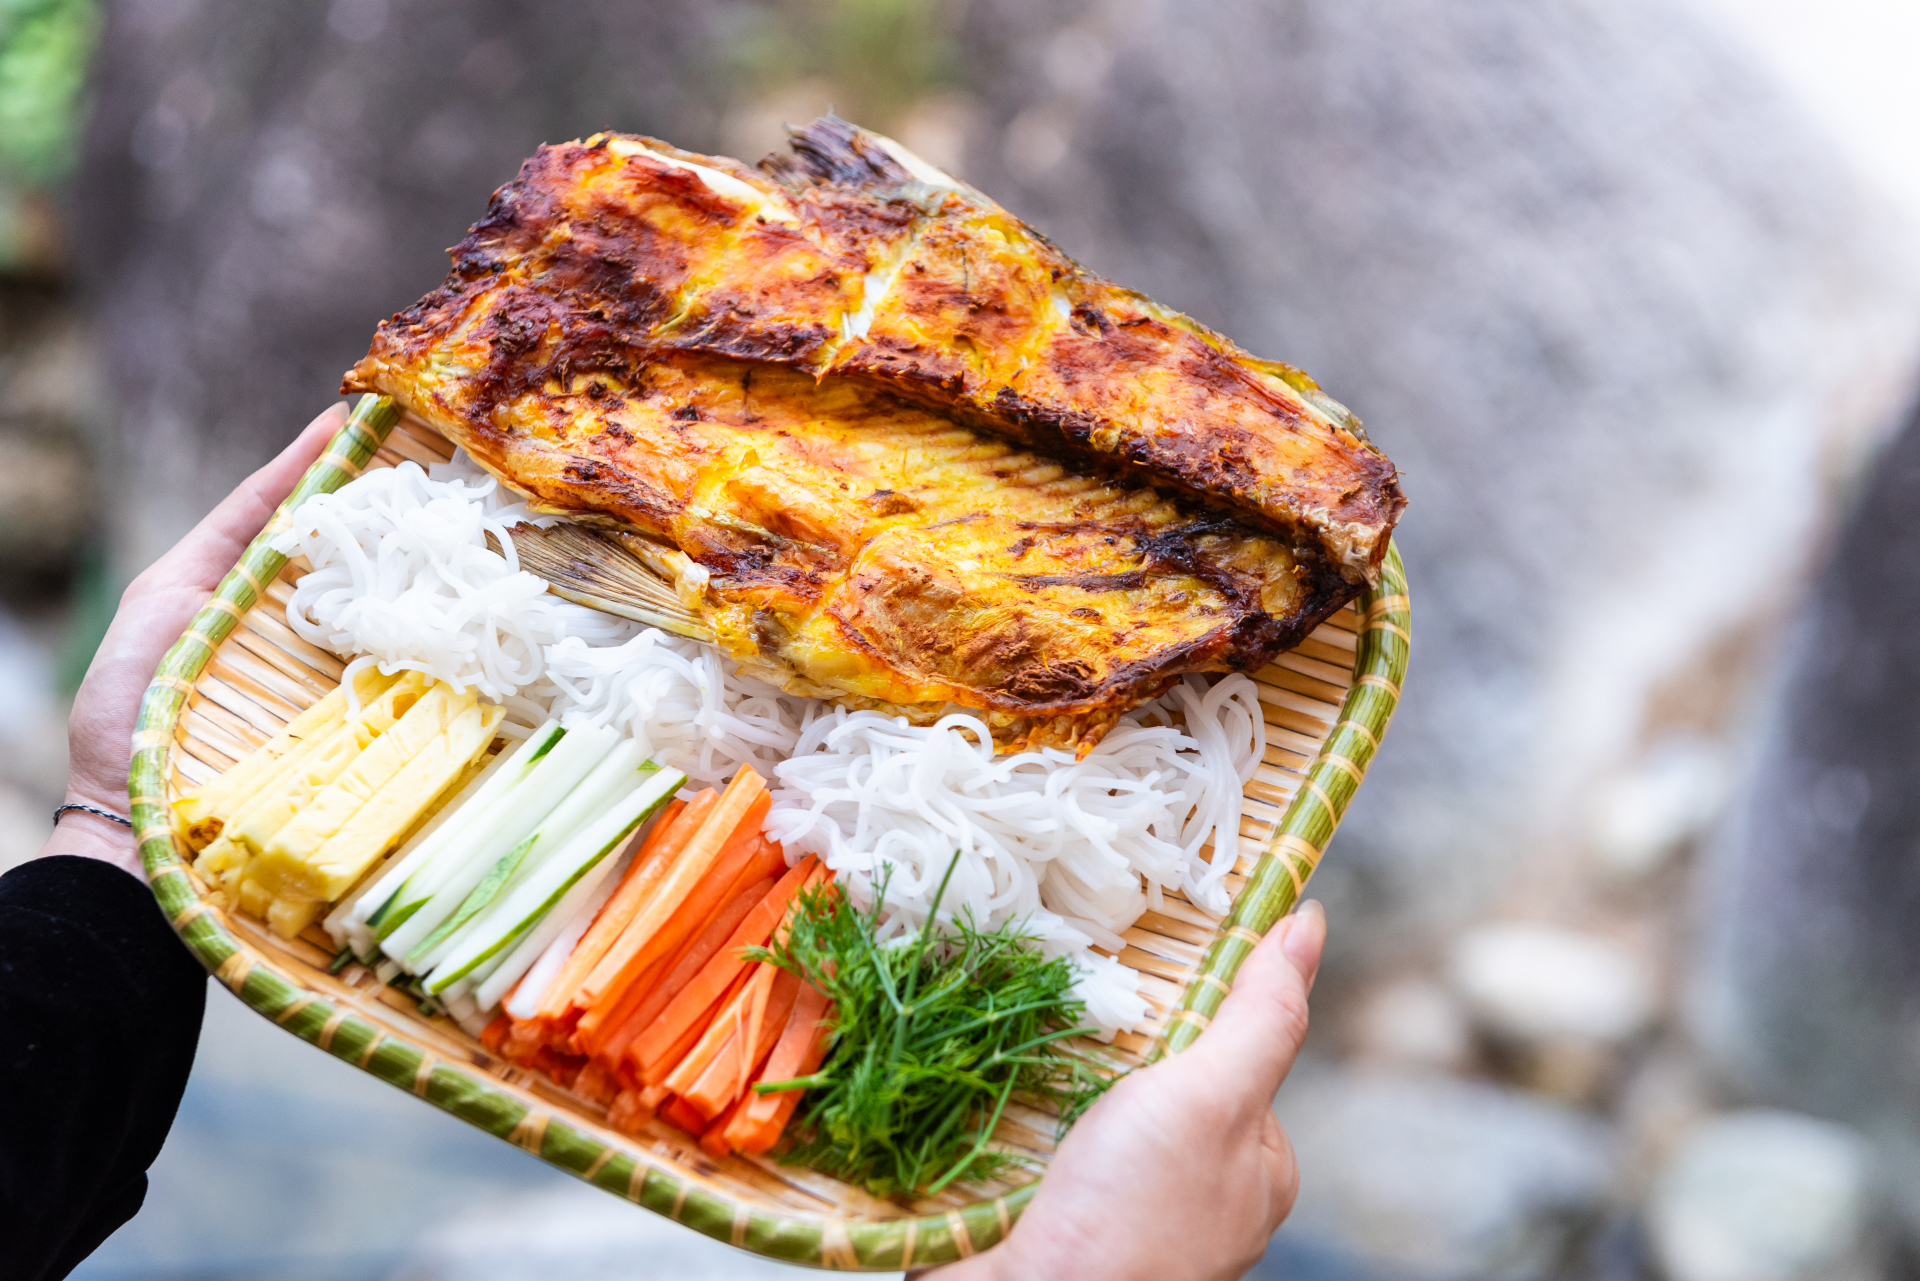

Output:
xmin=503 ymin=523 xmax=713 ymax=642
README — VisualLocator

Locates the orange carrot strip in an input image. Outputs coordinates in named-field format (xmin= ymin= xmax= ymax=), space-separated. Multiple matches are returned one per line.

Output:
xmin=575 ymin=791 xmax=773 ymax=1041
xmin=670 ymin=1024 xmax=741 ymax=1115
xmin=571 ymin=950 xmax=671 ymax=1059
xmin=661 ymin=1095 xmax=706 ymax=1136
xmin=577 ymin=782 xmax=772 ymax=1016
xmin=629 ymin=858 xmax=820 ymax=1081
xmin=608 ymin=1088 xmax=653 ymax=1136
xmin=593 ymin=877 xmax=776 ymax=1066
xmin=671 ymin=965 xmax=772 ymax=1111
xmin=572 ymin=1059 xmax=619 ymax=1106
xmin=747 ymin=969 xmax=803 ymax=1073
xmin=630 ymin=964 xmax=758 ymax=1092
xmin=684 ymin=968 xmax=802 ymax=1120
xmin=536 ymin=794 xmax=709 ymax=1019
xmin=700 ymin=1095 xmax=748 ymax=1159
xmin=480 ymin=1012 xmax=512 ymax=1056
xmin=578 ymin=853 xmax=782 ymax=1062
xmin=735 ymin=982 xmax=834 ymax=1154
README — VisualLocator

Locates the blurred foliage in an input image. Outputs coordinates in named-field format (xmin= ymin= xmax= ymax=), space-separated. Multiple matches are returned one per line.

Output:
xmin=0 ymin=0 xmax=98 ymax=186
xmin=718 ymin=0 xmax=962 ymax=128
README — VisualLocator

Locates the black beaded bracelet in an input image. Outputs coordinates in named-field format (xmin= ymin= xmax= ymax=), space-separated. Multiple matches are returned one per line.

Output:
xmin=53 ymin=802 xmax=135 ymax=830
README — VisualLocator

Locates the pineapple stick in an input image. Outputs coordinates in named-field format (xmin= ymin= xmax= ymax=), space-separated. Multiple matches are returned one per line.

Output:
xmin=177 ymin=667 xmax=400 ymax=850
xmin=256 ymin=702 xmax=506 ymax=937
xmin=194 ymin=672 xmax=431 ymax=901
xmin=253 ymin=682 xmax=476 ymax=880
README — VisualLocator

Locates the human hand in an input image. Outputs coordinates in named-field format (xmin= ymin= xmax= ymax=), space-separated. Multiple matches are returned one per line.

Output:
xmin=48 ymin=404 xmax=346 ymax=876
xmin=930 ymin=900 xmax=1327 ymax=1281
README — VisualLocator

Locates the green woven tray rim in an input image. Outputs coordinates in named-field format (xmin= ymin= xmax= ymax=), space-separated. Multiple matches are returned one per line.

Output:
xmin=130 ymin=394 xmax=1411 ymax=1270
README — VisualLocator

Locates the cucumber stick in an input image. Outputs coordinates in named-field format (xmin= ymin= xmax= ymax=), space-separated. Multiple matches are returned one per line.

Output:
xmin=373 ymin=721 xmax=599 ymax=941
xmin=408 ymin=740 xmax=648 ymax=972
xmin=425 ymin=766 xmax=684 ymax=993
xmin=406 ymin=833 xmax=539 ymax=962
xmin=475 ymin=830 xmax=637 ymax=1013
xmin=352 ymin=719 xmax=566 ymax=932
xmin=379 ymin=722 xmax=617 ymax=959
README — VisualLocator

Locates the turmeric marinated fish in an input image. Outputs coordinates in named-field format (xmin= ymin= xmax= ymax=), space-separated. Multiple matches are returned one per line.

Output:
xmin=367 ymin=349 xmax=1352 ymax=752
xmin=349 ymin=116 xmax=1404 ymax=584
xmin=345 ymin=120 xmax=1401 ymax=751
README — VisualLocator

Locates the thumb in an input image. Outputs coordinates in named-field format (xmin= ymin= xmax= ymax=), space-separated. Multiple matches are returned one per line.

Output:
xmin=1186 ymin=900 xmax=1326 ymax=1100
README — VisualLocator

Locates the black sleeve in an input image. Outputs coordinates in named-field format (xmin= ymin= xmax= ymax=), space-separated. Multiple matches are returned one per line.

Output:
xmin=0 ymin=856 xmax=208 ymax=1281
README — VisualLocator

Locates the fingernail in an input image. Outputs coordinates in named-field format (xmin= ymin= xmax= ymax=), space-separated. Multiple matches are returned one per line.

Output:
xmin=1283 ymin=899 xmax=1326 ymax=973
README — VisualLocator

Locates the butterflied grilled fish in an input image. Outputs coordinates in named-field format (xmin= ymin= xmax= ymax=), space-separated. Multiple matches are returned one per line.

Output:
xmin=344 ymin=120 xmax=1401 ymax=751
xmin=349 ymin=116 xmax=1404 ymax=584
xmin=373 ymin=350 xmax=1352 ymax=752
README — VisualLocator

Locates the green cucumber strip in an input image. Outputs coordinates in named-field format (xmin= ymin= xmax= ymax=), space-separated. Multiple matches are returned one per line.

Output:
xmin=410 ymin=739 xmax=648 ymax=973
xmin=378 ymin=723 xmax=614 ymax=953
xmin=406 ymin=833 xmax=539 ymax=963
xmin=353 ymin=719 xmax=565 ymax=931
xmin=374 ymin=896 xmax=428 ymax=938
xmin=425 ymin=767 xmax=684 ymax=992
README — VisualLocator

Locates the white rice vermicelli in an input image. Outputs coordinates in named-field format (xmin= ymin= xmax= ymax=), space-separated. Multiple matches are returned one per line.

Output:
xmin=764 ymin=677 xmax=1266 ymax=1005
xmin=270 ymin=460 xmax=632 ymax=711
xmin=541 ymin=630 xmax=810 ymax=791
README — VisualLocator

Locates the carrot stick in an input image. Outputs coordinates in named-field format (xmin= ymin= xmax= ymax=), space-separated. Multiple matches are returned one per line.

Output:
xmin=630 ymin=963 xmax=758 ymax=1092
xmin=572 ymin=1059 xmax=619 ymax=1106
xmin=700 ymin=1095 xmax=748 ymax=1159
xmin=670 ymin=965 xmax=771 ymax=1111
xmin=733 ymin=982 xmax=834 ymax=1154
xmin=574 ymin=796 xmax=776 ymax=1044
xmin=480 ymin=1012 xmax=512 ymax=1056
xmin=571 ymin=951 xmax=671 ymax=1059
xmin=683 ymin=968 xmax=802 ymax=1119
xmin=591 ymin=877 xmax=776 ymax=1065
xmin=577 ymin=781 xmax=772 ymax=1016
xmin=536 ymin=793 xmax=710 ymax=1019
xmin=661 ymin=1094 xmax=707 ymax=1136
xmin=577 ymin=849 xmax=782 ymax=1061
xmin=670 ymin=1023 xmax=741 ymax=1113
xmin=608 ymin=1088 xmax=652 ymax=1136
xmin=628 ymin=858 xmax=820 ymax=1081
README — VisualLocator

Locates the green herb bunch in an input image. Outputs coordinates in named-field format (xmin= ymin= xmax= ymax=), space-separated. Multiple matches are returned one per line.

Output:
xmin=750 ymin=860 xmax=1112 ymax=1198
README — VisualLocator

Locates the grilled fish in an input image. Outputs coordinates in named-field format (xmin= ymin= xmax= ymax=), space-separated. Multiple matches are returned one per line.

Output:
xmin=369 ymin=348 xmax=1352 ymax=752
xmin=345 ymin=120 xmax=1400 ymax=751
xmin=350 ymin=116 xmax=1403 ymax=584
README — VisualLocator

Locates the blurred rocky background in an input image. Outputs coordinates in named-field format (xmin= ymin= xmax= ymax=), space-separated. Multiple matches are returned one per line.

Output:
xmin=2 ymin=0 xmax=1919 ymax=1276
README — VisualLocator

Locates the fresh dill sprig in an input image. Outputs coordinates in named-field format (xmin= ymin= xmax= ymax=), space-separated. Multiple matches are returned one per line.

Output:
xmin=749 ymin=857 xmax=1113 ymax=1198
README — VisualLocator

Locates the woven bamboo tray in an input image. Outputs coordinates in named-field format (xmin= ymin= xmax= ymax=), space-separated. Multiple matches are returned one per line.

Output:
xmin=130 ymin=395 xmax=1411 ymax=1271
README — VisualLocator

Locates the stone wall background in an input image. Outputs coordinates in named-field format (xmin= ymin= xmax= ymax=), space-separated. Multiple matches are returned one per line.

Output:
xmin=1 ymin=0 xmax=1917 ymax=1276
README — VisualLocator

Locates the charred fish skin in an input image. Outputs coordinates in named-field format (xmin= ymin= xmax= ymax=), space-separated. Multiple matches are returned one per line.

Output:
xmin=355 ymin=117 xmax=1404 ymax=584
xmin=356 ymin=279 xmax=1354 ymax=750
